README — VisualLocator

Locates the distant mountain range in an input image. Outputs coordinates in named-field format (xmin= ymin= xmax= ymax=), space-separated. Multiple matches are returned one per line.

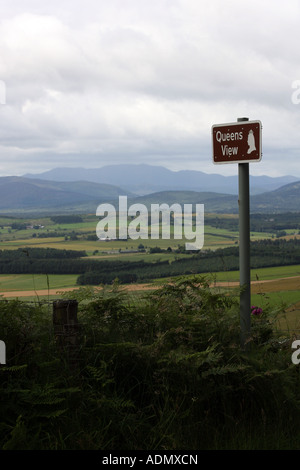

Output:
xmin=0 ymin=164 xmax=297 ymax=214
xmin=24 ymin=164 xmax=298 ymax=196
xmin=0 ymin=176 xmax=135 ymax=213
xmin=131 ymin=181 xmax=300 ymax=214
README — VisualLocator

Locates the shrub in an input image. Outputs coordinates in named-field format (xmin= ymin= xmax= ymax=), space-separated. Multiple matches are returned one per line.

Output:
xmin=0 ymin=276 xmax=299 ymax=449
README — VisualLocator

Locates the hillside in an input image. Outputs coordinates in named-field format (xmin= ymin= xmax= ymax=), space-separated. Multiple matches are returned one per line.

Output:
xmin=0 ymin=173 xmax=299 ymax=214
xmin=0 ymin=176 xmax=133 ymax=212
xmin=128 ymin=190 xmax=237 ymax=212
xmin=24 ymin=164 xmax=298 ymax=195
xmin=130 ymin=181 xmax=300 ymax=213
xmin=251 ymin=180 xmax=300 ymax=212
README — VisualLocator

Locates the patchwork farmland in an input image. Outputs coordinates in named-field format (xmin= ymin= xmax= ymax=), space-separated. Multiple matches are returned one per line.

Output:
xmin=0 ymin=211 xmax=299 ymax=332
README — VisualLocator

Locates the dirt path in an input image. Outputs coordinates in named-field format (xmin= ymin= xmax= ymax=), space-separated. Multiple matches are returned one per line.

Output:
xmin=0 ymin=287 xmax=80 ymax=298
xmin=1 ymin=276 xmax=300 ymax=298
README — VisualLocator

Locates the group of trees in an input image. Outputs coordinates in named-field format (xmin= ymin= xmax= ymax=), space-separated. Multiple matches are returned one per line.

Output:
xmin=0 ymin=247 xmax=86 ymax=259
xmin=77 ymin=238 xmax=300 ymax=285
xmin=207 ymin=212 xmax=300 ymax=233
xmin=50 ymin=215 xmax=83 ymax=224
xmin=0 ymin=248 xmax=87 ymax=275
xmin=0 ymin=238 xmax=300 ymax=283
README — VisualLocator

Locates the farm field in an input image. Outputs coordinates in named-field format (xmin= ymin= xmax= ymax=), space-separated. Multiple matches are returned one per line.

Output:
xmin=0 ymin=273 xmax=78 ymax=294
xmin=1 ymin=263 xmax=300 ymax=294
xmin=0 ymin=212 xmax=299 ymax=333
xmin=0 ymin=213 xmax=275 ymax=257
xmin=1 ymin=265 xmax=299 ymax=320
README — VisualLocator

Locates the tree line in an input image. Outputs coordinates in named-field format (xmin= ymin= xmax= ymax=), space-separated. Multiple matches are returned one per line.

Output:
xmin=0 ymin=239 xmax=299 ymax=283
xmin=0 ymin=248 xmax=87 ymax=275
xmin=50 ymin=215 xmax=83 ymax=224
xmin=0 ymin=247 xmax=86 ymax=259
xmin=77 ymin=238 xmax=300 ymax=285
xmin=207 ymin=212 xmax=300 ymax=232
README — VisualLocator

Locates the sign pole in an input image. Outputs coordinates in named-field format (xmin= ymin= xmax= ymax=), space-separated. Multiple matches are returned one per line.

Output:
xmin=212 ymin=116 xmax=262 ymax=349
xmin=237 ymin=117 xmax=251 ymax=350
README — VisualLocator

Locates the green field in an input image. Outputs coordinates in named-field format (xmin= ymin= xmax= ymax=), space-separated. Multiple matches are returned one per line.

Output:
xmin=0 ymin=267 xmax=299 ymax=334
xmin=1 ymin=263 xmax=299 ymax=295
xmin=0 ymin=213 xmax=299 ymax=325
xmin=0 ymin=273 xmax=78 ymax=292
xmin=2 ymin=212 xmax=300 ymax=451
xmin=213 ymin=264 xmax=300 ymax=282
xmin=0 ymin=213 xmax=274 ymax=256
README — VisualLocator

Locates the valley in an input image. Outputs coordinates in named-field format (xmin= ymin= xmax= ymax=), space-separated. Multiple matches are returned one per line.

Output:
xmin=0 ymin=165 xmax=299 ymax=335
xmin=0 ymin=209 xmax=299 ymax=335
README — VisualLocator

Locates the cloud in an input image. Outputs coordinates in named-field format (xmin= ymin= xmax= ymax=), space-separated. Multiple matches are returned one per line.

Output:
xmin=0 ymin=0 xmax=300 ymax=177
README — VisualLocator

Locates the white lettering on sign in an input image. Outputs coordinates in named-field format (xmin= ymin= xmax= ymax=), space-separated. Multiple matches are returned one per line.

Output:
xmin=216 ymin=131 xmax=243 ymax=143
xmin=221 ymin=145 xmax=238 ymax=157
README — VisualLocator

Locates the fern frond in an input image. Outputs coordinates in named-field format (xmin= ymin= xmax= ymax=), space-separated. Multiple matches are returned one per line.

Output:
xmin=0 ymin=364 xmax=27 ymax=373
xmin=202 ymin=364 xmax=249 ymax=378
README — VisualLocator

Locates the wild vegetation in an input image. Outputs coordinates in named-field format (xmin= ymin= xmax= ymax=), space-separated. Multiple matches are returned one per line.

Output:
xmin=1 ymin=276 xmax=300 ymax=450
xmin=0 ymin=212 xmax=300 ymax=449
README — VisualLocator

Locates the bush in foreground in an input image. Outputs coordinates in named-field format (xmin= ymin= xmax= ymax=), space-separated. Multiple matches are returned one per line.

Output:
xmin=0 ymin=276 xmax=300 ymax=450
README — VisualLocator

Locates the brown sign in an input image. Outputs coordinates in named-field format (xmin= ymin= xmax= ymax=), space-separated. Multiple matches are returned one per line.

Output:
xmin=212 ymin=120 xmax=262 ymax=164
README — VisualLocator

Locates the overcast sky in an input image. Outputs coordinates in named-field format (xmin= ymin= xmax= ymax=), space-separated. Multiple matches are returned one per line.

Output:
xmin=1 ymin=0 xmax=300 ymax=178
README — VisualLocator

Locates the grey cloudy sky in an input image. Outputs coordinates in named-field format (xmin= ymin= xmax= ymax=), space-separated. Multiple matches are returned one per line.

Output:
xmin=1 ymin=0 xmax=300 ymax=178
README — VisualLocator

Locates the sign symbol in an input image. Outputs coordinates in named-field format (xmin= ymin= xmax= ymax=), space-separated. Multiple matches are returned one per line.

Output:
xmin=247 ymin=130 xmax=256 ymax=154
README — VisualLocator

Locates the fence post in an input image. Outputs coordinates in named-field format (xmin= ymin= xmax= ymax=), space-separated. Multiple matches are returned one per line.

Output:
xmin=0 ymin=340 xmax=6 ymax=364
xmin=53 ymin=300 xmax=79 ymax=368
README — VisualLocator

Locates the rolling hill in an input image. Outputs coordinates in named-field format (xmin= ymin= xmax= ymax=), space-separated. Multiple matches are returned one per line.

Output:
xmin=24 ymin=164 xmax=298 ymax=196
xmin=128 ymin=190 xmax=237 ymax=213
xmin=250 ymin=180 xmax=300 ymax=212
xmin=0 ymin=176 xmax=134 ymax=212
xmin=130 ymin=181 xmax=300 ymax=213
xmin=0 ymin=171 xmax=299 ymax=214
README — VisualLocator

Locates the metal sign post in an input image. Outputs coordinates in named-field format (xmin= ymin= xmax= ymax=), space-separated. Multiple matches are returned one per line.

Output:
xmin=237 ymin=117 xmax=251 ymax=349
xmin=212 ymin=117 xmax=262 ymax=349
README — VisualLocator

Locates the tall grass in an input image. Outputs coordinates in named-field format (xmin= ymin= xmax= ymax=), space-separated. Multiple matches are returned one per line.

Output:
xmin=0 ymin=275 xmax=300 ymax=450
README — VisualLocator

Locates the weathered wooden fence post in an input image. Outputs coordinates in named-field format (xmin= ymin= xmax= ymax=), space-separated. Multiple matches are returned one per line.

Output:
xmin=53 ymin=299 xmax=79 ymax=368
